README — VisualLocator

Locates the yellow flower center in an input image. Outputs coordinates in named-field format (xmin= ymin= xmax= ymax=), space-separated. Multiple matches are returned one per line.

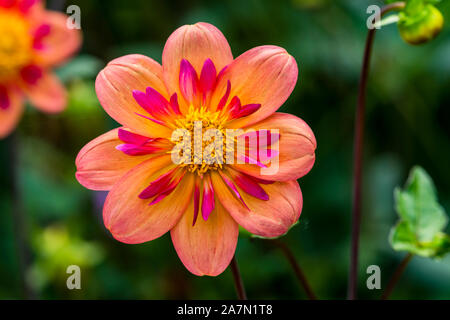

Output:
xmin=173 ymin=106 xmax=229 ymax=176
xmin=0 ymin=10 xmax=33 ymax=81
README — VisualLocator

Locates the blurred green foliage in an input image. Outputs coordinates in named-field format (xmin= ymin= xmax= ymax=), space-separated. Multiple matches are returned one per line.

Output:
xmin=390 ymin=166 xmax=450 ymax=258
xmin=0 ymin=0 xmax=449 ymax=299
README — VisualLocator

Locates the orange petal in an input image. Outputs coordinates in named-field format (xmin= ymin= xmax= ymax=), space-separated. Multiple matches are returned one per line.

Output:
xmin=75 ymin=128 xmax=154 ymax=191
xmin=22 ymin=71 xmax=66 ymax=113
xmin=212 ymin=172 xmax=302 ymax=238
xmin=234 ymin=112 xmax=316 ymax=181
xmin=171 ymin=197 xmax=238 ymax=276
xmin=35 ymin=11 xmax=82 ymax=67
xmin=0 ymin=87 xmax=24 ymax=139
xmin=162 ymin=22 xmax=233 ymax=112
xmin=95 ymin=54 xmax=173 ymax=138
xmin=211 ymin=46 xmax=298 ymax=127
xmin=103 ymin=156 xmax=194 ymax=244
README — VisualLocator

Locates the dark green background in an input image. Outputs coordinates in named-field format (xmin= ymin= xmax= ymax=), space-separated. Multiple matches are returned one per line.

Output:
xmin=0 ymin=0 xmax=449 ymax=299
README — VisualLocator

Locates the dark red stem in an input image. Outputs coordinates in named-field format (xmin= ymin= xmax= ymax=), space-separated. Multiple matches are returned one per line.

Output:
xmin=230 ymin=255 xmax=247 ymax=300
xmin=381 ymin=253 xmax=413 ymax=300
xmin=273 ymin=240 xmax=317 ymax=300
xmin=348 ymin=2 xmax=406 ymax=300
xmin=7 ymin=132 xmax=36 ymax=299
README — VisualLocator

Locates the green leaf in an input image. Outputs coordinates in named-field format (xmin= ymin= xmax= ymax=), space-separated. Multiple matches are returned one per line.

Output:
xmin=55 ymin=54 xmax=103 ymax=82
xmin=390 ymin=166 xmax=450 ymax=258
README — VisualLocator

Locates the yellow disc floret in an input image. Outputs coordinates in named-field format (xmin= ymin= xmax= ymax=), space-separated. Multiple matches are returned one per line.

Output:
xmin=0 ymin=9 xmax=33 ymax=81
xmin=172 ymin=106 xmax=229 ymax=176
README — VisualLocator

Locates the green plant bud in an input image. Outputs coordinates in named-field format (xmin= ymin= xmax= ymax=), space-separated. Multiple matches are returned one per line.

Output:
xmin=398 ymin=4 xmax=444 ymax=45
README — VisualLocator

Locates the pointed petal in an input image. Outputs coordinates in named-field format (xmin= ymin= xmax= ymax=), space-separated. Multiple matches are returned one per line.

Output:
xmin=32 ymin=23 xmax=50 ymax=50
xmin=103 ymin=156 xmax=194 ymax=244
xmin=211 ymin=46 xmax=298 ymax=127
xmin=218 ymin=171 xmax=249 ymax=209
xmin=116 ymin=143 xmax=162 ymax=156
xmin=95 ymin=54 xmax=172 ymax=138
xmin=234 ymin=103 xmax=261 ymax=119
xmin=171 ymin=199 xmax=238 ymax=276
xmin=179 ymin=59 xmax=199 ymax=105
xmin=0 ymin=87 xmax=24 ymax=139
xmin=162 ymin=22 xmax=233 ymax=112
xmin=20 ymin=65 xmax=43 ymax=85
xmin=170 ymin=93 xmax=181 ymax=115
xmin=19 ymin=0 xmax=38 ymax=13
xmin=227 ymin=169 xmax=269 ymax=201
xmin=34 ymin=11 xmax=81 ymax=67
xmin=201 ymin=175 xmax=215 ymax=221
xmin=217 ymin=80 xmax=231 ymax=110
xmin=118 ymin=128 xmax=151 ymax=145
xmin=193 ymin=178 xmax=201 ymax=226
xmin=23 ymin=71 xmax=66 ymax=113
xmin=138 ymin=168 xmax=177 ymax=199
xmin=234 ymin=113 xmax=316 ymax=181
xmin=212 ymin=172 xmax=302 ymax=238
xmin=0 ymin=85 xmax=10 ymax=110
xmin=75 ymin=128 xmax=154 ymax=190
xmin=132 ymin=87 xmax=170 ymax=120
xmin=199 ymin=58 xmax=217 ymax=100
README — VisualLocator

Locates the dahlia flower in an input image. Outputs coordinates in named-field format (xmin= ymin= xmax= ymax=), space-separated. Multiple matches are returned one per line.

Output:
xmin=0 ymin=0 xmax=81 ymax=138
xmin=76 ymin=22 xmax=316 ymax=276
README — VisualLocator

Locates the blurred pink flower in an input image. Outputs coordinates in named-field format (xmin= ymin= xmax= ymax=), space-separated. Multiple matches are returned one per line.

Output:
xmin=0 ymin=0 xmax=81 ymax=138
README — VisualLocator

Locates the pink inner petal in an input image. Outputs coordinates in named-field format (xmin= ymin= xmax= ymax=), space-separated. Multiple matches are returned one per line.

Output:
xmin=231 ymin=170 xmax=269 ymax=201
xmin=0 ymin=86 xmax=10 ymax=110
xmin=133 ymin=88 xmax=169 ymax=119
xmin=0 ymin=0 xmax=16 ymax=9
xmin=170 ymin=93 xmax=181 ymax=115
xmin=228 ymin=96 xmax=241 ymax=116
xmin=146 ymin=87 xmax=170 ymax=112
xmin=192 ymin=179 xmax=200 ymax=226
xmin=179 ymin=59 xmax=199 ymax=105
xmin=199 ymin=58 xmax=217 ymax=102
xmin=20 ymin=65 xmax=43 ymax=85
xmin=118 ymin=128 xmax=151 ymax=145
xmin=217 ymin=80 xmax=231 ymax=111
xmin=216 ymin=65 xmax=228 ymax=84
xmin=138 ymin=168 xmax=177 ymax=199
xmin=231 ymin=169 xmax=276 ymax=185
xmin=219 ymin=171 xmax=249 ymax=210
xmin=235 ymin=103 xmax=261 ymax=118
xmin=201 ymin=176 xmax=215 ymax=221
xmin=115 ymin=144 xmax=161 ymax=156
xmin=148 ymin=172 xmax=185 ymax=205
xmin=19 ymin=0 xmax=37 ymax=13
xmin=33 ymin=24 xmax=51 ymax=50
xmin=238 ymin=154 xmax=267 ymax=168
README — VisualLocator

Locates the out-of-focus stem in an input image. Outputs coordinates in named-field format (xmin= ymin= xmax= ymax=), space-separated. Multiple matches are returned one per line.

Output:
xmin=48 ymin=0 xmax=67 ymax=11
xmin=7 ymin=132 xmax=35 ymax=299
xmin=381 ymin=253 xmax=413 ymax=300
xmin=272 ymin=239 xmax=317 ymax=300
xmin=229 ymin=255 xmax=247 ymax=300
xmin=348 ymin=1 xmax=406 ymax=300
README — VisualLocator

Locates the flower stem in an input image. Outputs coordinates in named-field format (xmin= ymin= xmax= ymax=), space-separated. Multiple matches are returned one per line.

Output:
xmin=272 ymin=239 xmax=317 ymax=300
xmin=348 ymin=1 xmax=406 ymax=300
xmin=381 ymin=253 xmax=413 ymax=300
xmin=7 ymin=132 xmax=36 ymax=299
xmin=230 ymin=255 xmax=247 ymax=300
xmin=48 ymin=0 xmax=66 ymax=11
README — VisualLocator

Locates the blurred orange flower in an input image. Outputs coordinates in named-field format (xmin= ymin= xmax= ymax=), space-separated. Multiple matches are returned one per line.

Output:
xmin=76 ymin=22 xmax=316 ymax=276
xmin=0 ymin=0 xmax=81 ymax=138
